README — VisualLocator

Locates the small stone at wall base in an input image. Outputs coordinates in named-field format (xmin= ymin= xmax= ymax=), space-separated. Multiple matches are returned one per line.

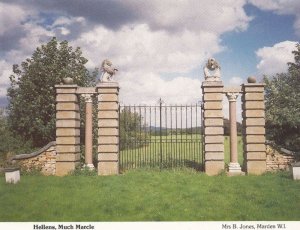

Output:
xmin=5 ymin=168 xmax=20 ymax=184
xmin=292 ymin=162 xmax=300 ymax=180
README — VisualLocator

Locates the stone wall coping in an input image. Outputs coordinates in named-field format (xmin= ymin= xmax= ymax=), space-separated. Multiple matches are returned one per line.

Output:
xmin=96 ymin=82 xmax=119 ymax=88
xmin=76 ymin=87 xmax=97 ymax=94
xmin=223 ymin=87 xmax=242 ymax=93
xmin=242 ymin=83 xmax=266 ymax=87
xmin=55 ymin=85 xmax=78 ymax=88
xmin=202 ymin=81 xmax=223 ymax=87
xmin=266 ymin=140 xmax=298 ymax=156
xmin=11 ymin=141 xmax=56 ymax=160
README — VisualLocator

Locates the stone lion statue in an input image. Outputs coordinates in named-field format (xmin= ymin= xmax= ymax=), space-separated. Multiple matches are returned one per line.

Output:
xmin=100 ymin=59 xmax=118 ymax=82
xmin=203 ymin=58 xmax=221 ymax=81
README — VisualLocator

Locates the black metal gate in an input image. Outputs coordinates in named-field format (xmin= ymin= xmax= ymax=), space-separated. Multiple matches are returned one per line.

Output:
xmin=119 ymin=99 xmax=203 ymax=171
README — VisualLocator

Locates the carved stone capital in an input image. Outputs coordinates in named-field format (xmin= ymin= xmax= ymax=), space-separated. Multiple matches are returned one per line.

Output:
xmin=82 ymin=94 xmax=93 ymax=103
xmin=226 ymin=92 xmax=239 ymax=102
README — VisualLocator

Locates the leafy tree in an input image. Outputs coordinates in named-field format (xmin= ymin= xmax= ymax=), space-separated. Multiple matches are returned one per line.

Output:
xmin=264 ymin=43 xmax=300 ymax=151
xmin=119 ymin=108 xmax=149 ymax=150
xmin=7 ymin=37 xmax=96 ymax=147
xmin=0 ymin=108 xmax=34 ymax=167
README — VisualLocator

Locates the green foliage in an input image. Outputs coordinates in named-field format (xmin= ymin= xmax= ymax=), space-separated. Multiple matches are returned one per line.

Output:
xmin=7 ymin=37 xmax=97 ymax=147
xmin=0 ymin=109 xmax=35 ymax=167
xmin=119 ymin=108 xmax=150 ymax=150
xmin=264 ymin=43 xmax=300 ymax=151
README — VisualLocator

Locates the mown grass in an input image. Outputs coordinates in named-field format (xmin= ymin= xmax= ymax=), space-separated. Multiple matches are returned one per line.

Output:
xmin=0 ymin=169 xmax=299 ymax=221
xmin=120 ymin=135 xmax=243 ymax=170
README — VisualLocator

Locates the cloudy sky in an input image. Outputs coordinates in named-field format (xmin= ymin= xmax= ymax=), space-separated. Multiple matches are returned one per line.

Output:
xmin=0 ymin=0 xmax=299 ymax=111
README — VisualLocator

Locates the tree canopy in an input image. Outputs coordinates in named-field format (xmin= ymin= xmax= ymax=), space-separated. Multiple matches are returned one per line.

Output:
xmin=7 ymin=37 xmax=96 ymax=147
xmin=264 ymin=43 xmax=300 ymax=151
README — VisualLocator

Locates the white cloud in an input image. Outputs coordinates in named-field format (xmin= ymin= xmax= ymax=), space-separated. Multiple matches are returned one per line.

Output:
xmin=0 ymin=60 xmax=12 ymax=97
xmin=0 ymin=0 xmax=253 ymax=105
xmin=256 ymin=41 xmax=297 ymax=75
xmin=118 ymin=71 xmax=201 ymax=105
xmin=229 ymin=76 xmax=243 ymax=86
xmin=0 ymin=2 xmax=27 ymax=35
xmin=131 ymin=0 xmax=251 ymax=34
xmin=249 ymin=0 xmax=300 ymax=36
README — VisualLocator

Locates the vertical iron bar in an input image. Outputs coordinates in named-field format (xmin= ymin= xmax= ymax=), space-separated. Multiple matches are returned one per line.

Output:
xmin=170 ymin=105 xmax=173 ymax=168
xmin=150 ymin=106 xmax=152 ymax=167
xmin=159 ymin=99 xmax=163 ymax=170
xmin=175 ymin=105 xmax=178 ymax=166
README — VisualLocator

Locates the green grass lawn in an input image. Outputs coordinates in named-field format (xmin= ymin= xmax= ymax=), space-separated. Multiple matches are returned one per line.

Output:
xmin=120 ymin=135 xmax=243 ymax=170
xmin=0 ymin=169 xmax=299 ymax=221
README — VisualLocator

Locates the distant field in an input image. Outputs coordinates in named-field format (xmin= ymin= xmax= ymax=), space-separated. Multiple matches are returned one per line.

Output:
xmin=120 ymin=135 xmax=243 ymax=171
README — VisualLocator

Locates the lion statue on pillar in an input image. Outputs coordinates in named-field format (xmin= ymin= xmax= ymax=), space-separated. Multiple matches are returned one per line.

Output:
xmin=203 ymin=58 xmax=221 ymax=81
xmin=100 ymin=59 xmax=118 ymax=82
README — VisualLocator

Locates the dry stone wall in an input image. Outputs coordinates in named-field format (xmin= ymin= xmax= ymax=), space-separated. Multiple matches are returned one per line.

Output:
xmin=266 ymin=143 xmax=298 ymax=171
xmin=11 ymin=141 xmax=56 ymax=175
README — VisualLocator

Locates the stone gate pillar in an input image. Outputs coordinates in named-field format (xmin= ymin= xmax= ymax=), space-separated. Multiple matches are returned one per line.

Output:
xmin=202 ymin=81 xmax=224 ymax=175
xmin=97 ymin=82 xmax=120 ymax=175
xmin=55 ymin=85 xmax=80 ymax=176
xmin=242 ymin=81 xmax=266 ymax=175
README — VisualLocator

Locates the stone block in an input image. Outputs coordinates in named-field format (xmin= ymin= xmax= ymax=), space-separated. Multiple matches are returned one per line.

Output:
xmin=204 ymin=110 xmax=223 ymax=118
xmin=205 ymin=152 xmax=224 ymax=160
xmin=243 ymin=85 xmax=265 ymax=92
xmin=205 ymin=161 xmax=224 ymax=176
xmin=98 ymin=144 xmax=118 ymax=153
xmin=98 ymin=128 xmax=119 ymax=136
xmin=246 ymin=152 xmax=266 ymax=160
xmin=245 ymin=160 xmax=266 ymax=175
xmin=244 ymin=101 xmax=265 ymax=109
xmin=56 ymin=94 xmax=78 ymax=102
xmin=98 ymin=119 xmax=118 ymax=128
xmin=56 ymin=111 xmax=80 ymax=120
xmin=56 ymin=136 xmax=80 ymax=145
xmin=99 ymin=94 xmax=118 ymax=102
xmin=243 ymin=118 xmax=265 ymax=126
xmin=245 ymin=127 xmax=265 ymax=135
xmin=205 ymin=143 xmax=224 ymax=152
xmin=98 ymin=102 xmax=119 ymax=111
xmin=244 ymin=93 xmax=264 ymax=101
xmin=243 ymin=110 xmax=265 ymax=118
xmin=56 ymin=161 xmax=80 ymax=176
xmin=98 ymin=111 xmax=119 ymax=119
xmin=202 ymin=81 xmax=223 ymax=87
xmin=246 ymin=143 xmax=266 ymax=152
xmin=56 ymin=145 xmax=80 ymax=153
xmin=56 ymin=86 xmax=77 ymax=94
xmin=76 ymin=87 xmax=96 ymax=94
xmin=56 ymin=128 xmax=80 ymax=137
xmin=204 ymin=135 xmax=224 ymax=143
xmin=244 ymin=135 xmax=265 ymax=144
xmin=98 ymin=153 xmax=118 ymax=161
xmin=204 ymin=118 xmax=223 ymax=127
xmin=98 ymin=136 xmax=119 ymax=144
xmin=203 ymin=93 xmax=223 ymax=101
xmin=98 ymin=161 xmax=119 ymax=175
xmin=56 ymin=153 xmax=81 ymax=162
xmin=5 ymin=169 xmax=20 ymax=184
xmin=203 ymin=101 xmax=222 ymax=109
xmin=56 ymin=120 xmax=80 ymax=128
xmin=56 ymin=103 xmax=79 ymax=111
xmin=223 ymin=87 xmax=242 ymax=93
xmin=204 ymin=127 xmax=223 ymax=135
xmin=202 ymin=87 xmax=224 ymax=93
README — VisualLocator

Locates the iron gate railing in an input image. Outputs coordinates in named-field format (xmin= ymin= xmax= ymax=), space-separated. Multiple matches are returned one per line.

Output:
xmin=119 ymin=99 xmax=203 ymax=171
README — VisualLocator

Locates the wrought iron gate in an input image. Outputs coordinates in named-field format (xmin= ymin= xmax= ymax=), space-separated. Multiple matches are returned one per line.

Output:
xmin=119 ymin=99 xmax=203 ymax=171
